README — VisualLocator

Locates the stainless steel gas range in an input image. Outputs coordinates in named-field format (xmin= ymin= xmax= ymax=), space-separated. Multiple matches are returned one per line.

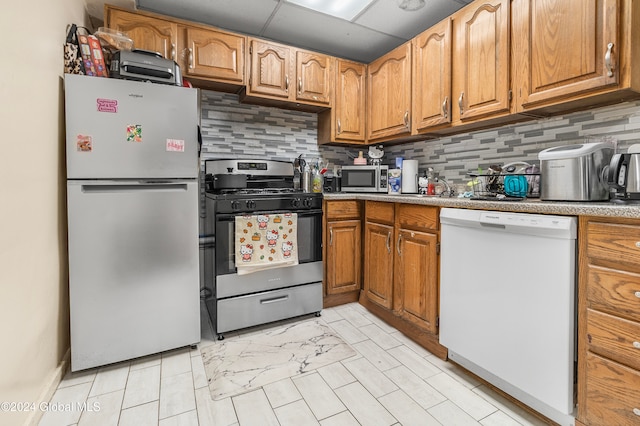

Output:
xmin=202 ymin=159 xmax=323 ymax=339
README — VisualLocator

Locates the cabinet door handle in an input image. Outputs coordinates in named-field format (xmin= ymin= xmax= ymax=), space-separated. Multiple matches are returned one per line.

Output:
xmin=634 ymin=341 xmax=640 ymax=349
xmin=386 ymin=231 xmax=391 ymax=253
xmin=635 ymin=291 xmax=640 ymax=298
xmin=298 ymin=77 xmax=302 ymax=93
xmin=634 ymin=408 xmax=640 ymax=417
xmin=337 ymin=119 xmax=342 ymax=134
xmin=458 ymin=92 xmax=464 ymax=114
xmin=397 ymin=234 xmax=402 ymax=256
xmin=329 ymin=228 xmax=333 ymax=246
xmin=285 ymin=75 xmax=289 ymax=91
xmin=403 ymin=111 xmax=409 ymax=127
xmin=188 ymin=47 xmax=194 ymax=69
xmin=605 ymin=42 xmax=614 ymax=77
xmin=171 ymin=43 xmax=176 ymax=61
xmin=442 ymin=96 xmax=449 ymax=119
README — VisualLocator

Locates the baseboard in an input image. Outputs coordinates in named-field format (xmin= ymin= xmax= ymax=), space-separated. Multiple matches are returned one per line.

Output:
xmin=25 ymin=348 xmax=71 ymax=426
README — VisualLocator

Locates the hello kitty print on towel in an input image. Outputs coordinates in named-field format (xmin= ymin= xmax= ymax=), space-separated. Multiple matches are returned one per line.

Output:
xmin=240 ymin=244 xmax=253 ymax=262
xmin=234 ymin=213 xmax=299 ymax=275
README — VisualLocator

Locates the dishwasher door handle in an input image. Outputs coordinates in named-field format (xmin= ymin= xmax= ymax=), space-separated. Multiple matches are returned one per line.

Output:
xmin=480 ymin=222 xmax=506 ymax=229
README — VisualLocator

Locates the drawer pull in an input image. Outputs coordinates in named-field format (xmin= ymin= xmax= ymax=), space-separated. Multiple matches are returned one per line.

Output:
xmin=634 ymin=408 xmax=640 ymax=417
xmin=635 ymin=291 xmax=640 ymax=298
xmin=260 ymin=295 xmax=289 ymax=304
xmin=635 ymin=242 xmax=640 ymax=248
xmin=634 ymin=341 xmax=640 ymax=349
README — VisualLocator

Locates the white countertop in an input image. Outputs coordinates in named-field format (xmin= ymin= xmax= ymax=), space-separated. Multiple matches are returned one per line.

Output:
xmin=322 ymin=193 xmax=640 ymax=219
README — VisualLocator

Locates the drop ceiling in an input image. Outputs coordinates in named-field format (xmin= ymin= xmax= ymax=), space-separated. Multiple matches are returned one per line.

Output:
xmin=132 ymin=0 xmax=473 ymax=63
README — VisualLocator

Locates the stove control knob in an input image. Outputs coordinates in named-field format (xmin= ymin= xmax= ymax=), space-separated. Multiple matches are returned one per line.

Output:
xmin=231 ymin=201 xmax=240 ymax=211
xmin=303 ymin=197 xmax=312 ymax=208
xmin=291 ymin=198 xmax=301 ymax=208
xmin=246 ymin=200 xmax=256 ymax=209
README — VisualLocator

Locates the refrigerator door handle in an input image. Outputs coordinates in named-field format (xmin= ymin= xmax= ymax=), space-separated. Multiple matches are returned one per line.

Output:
xmin=81 ymin=183 xmax=189 ymax=193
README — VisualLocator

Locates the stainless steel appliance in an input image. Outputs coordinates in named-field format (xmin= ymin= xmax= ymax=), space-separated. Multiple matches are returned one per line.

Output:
xmin=203 ymin=159 xmax=323 ymax=339
xmin=340 ymin=164 xmax=388 ymax=193
xmin=538 ymin=142 xmax=613 ymax=201
xmin=110 ymin=49 xmax=182 ymax=86
xmin=440 ymin=208 xmax=577 ymax=426
xmin=608 ymin=143 xmax=640 ymax=200
xmin=64 ymin=74 xmax=200 ymax=371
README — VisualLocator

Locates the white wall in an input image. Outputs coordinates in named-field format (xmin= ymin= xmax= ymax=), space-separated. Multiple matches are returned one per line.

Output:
xmin=0 ymin=0 xmax=88 ymax=424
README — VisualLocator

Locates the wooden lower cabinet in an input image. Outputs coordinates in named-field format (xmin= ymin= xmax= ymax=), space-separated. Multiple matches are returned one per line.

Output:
xmin=393 ymin=228 xmax=438 ymax=334
xmin=363 ymin=201 xmax=395 ymax=309
xmin=578 ymin=216 xmax=640 ymax=425
xmin=363 ymin=222 xmax=394 ymax=308
xmin=323 ymin=200 xmax=362 ymax=307
xmin=361 ymin=201 xmax=446 ymax=358
xmin=326 ymin=220 xmax=361 ymax=295
xmin=584 ymin=353 xmax=640 ymax=425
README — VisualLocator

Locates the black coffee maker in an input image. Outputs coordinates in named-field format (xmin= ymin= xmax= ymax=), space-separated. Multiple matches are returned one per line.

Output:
xmin=322 ymin=170 xmax=341 ymax=192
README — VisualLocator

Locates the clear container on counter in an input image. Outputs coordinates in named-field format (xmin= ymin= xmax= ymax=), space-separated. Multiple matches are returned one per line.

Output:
xmin=312 ymin=169 xmax=323 ymax=193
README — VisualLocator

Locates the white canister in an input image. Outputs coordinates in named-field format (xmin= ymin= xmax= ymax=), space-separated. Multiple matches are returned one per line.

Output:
xmin=401 ymin=160 xmax=419 ymax=194
xmin=388 ymin=169 xmax=402 ymax=194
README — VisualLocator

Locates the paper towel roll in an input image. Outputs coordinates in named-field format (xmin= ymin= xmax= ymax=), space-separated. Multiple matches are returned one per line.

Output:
xmin=401 ymin=160 xmax=418 ymax=194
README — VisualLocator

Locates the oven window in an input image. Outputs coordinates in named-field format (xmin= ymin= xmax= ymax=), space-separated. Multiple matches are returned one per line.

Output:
xmin=215 ymin=210 xmax=322 ymax=276
xmin=343 ymin=170 xmax=375 ymax=187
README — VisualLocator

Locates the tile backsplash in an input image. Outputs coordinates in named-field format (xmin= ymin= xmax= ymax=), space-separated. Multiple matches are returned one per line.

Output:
xmin=200 ymin=90 xmax=640 ymax=184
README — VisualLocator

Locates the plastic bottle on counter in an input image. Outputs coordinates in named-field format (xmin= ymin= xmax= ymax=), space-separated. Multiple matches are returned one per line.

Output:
xmin=388 ymin=169 xmax=402 ymax=194
xmin=427 ymin=167 xmax=436 ymax=195
xmin=312 ymin=169 xmax=323 ymax=193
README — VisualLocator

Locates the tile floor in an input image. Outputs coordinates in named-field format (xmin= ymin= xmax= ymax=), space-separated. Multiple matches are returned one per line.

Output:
xmin=40 ymin=303 xmax=550 ymax=426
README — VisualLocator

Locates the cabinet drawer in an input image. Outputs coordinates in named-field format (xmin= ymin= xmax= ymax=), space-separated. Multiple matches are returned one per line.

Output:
xmin=585 ymin=352 xmax=640 ymax=425
xmin=365 ymin=201 xmax=394 ymax=224
xmin=325 ymin=200 xmax=361 ymax=220
xmin=587 ymin=221 xmax=640 ymax=270
xmin=587 ymin=309 xmax=640 ymax=371
xmin=587 ymin=265 xmax=640 ymax=323
xmin=397 ymin=204 xmax=438 ymax=231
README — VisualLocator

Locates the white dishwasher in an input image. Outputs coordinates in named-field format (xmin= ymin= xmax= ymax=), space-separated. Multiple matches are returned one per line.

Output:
xmin=439 ymin=208 xmax=577 ymax=426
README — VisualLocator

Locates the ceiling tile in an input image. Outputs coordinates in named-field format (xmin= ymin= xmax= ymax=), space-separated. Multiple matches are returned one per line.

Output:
xmin=355 ymin=0 xmax=466 ymax=39
xmin=263 ymin=3 xmax=404 ymax=62
xmin=137 ymin=0 xmax=279 ymax=36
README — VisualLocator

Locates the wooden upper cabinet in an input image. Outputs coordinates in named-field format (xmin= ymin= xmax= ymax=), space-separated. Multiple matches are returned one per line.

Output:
xmin=248 ymin=39 xmax=293 ymax=99
xmin=335 ymin=60 xmax=366 ymax=141
xmin=296 ymin=51 xmax=332 ymax=105
xmin=107 ymin=9 xmax=178 ymax=61
xmin=105 ymin=6 xmax=246 ymax=91
xmin=513 ymin=0 xmax=619 ymax=111
xmin=184 ymin=27 xmax=244 ymax=84
xmin=367 ymin=42 xmax=412 ymax=141
xmin=413 ymin=18 xmax=452 ymax=133
xmin=452 ymin=0 xmax=511 ymax=123
xmin=318 ymin=59 xmax=366 ymax=144
xmin=245 ymin=38 xmax=333 ymax=110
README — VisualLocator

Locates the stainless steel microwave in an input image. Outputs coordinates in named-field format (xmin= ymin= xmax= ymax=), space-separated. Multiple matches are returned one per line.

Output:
xmin=340 ymin=165 xmax=388 ymax=193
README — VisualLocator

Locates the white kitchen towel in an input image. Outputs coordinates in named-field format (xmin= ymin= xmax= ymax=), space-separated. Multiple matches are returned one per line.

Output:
xmin=235 ymin=213 xmax=298 ymax=275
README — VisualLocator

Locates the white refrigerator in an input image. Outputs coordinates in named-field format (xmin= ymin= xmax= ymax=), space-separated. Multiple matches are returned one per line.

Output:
xmin=64 ymin=74 xmax=200 ymax=371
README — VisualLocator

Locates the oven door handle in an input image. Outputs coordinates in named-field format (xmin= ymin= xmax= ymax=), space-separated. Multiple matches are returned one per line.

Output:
xmin=215 ymin=209 xmax=322 ymax=221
